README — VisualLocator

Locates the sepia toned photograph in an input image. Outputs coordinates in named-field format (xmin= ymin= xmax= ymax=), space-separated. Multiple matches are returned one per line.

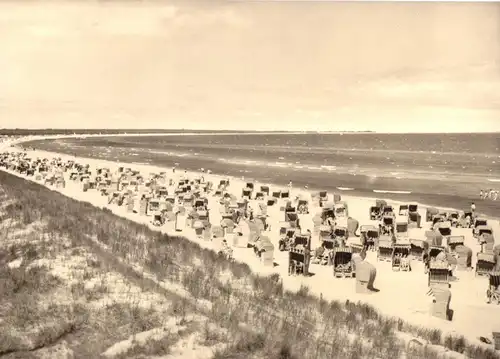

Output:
xmin=0 ymin=1 xmax=499 ymax=358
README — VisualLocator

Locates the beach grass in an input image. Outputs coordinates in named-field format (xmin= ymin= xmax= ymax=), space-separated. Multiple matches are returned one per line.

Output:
xmin=0 ymin=170 xmax=499 ymax=359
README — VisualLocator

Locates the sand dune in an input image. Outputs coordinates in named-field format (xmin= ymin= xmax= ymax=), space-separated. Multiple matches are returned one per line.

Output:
xmin=2 ymin=133 xmax=499 ymax=348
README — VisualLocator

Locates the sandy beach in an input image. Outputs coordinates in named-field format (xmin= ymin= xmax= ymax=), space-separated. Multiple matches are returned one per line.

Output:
xmin=2 ymin=134 xmax=499 ymax=348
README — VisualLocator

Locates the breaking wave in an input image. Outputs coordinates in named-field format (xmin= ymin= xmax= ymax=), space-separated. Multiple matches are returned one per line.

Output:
xmin=373 ymin=190 xmax=412 ymax=194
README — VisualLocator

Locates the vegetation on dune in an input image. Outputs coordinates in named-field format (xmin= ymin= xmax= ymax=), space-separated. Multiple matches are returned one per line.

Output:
xmin=0 ymin=170 xmax=498 ymax=359
xmin=0 ymin=184 xmax=227 ymax=358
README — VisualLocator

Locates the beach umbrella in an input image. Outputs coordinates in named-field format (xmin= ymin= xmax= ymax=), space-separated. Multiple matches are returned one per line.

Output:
xmin=255 ymin=216 xmax=267 ymax=232
xmin=193 ymin=220 xmax=205 ymax=230
xmin=220 ymin=218 xmax=234 ymax=228
xmin=229 ymin=201 xmax=239 ymax=209
xmin=258 ymin=236 xmax=274 ymax=251
xmin=445 ymin=252 xmax=458 ymax=266
xmin=237 ymin=220 xmax=251 ymax=236
xmin=164 ymin=202 xmax=173 ymax=212
xmin=324 ymin=201 xmax=335 ymax=209
xmin=212 ymin=225 xmax=224 ymax=238
xmin=319 ymin=224 xmax=332 ymax=233
xmin=455 ymin=245 xmax=473 ymax=266
xmin=347 ymin=217 xmax=359 ymax=237
xmin=425 ymin=231 xmax=443 ymax=246
xmin=428 ymin=207 xmax=439 ymax=216
xmin=197 ymin=210 xmax=208 ymax=217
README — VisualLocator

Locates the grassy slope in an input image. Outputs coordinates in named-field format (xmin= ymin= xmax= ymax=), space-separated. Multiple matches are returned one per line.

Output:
xmin=0 ymin=170 xmax=498 ymax=359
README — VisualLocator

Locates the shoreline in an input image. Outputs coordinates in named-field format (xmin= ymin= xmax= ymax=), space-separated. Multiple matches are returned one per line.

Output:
xmin=16 ymin=134 xmax=500 ymax=221
xmin=17 ymin=145 xmax=490 ymax=220
xmin=2 ymin=135 xmax=500 ymax=346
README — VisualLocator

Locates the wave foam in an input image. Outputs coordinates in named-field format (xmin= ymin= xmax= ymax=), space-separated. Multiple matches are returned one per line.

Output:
xmin=373 ymin=190 xmax=412 ymax=194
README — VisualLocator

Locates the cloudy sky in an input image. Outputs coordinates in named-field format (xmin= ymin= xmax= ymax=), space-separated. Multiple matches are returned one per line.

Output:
xmin=1 ymin=1 xmax=499 ymax=132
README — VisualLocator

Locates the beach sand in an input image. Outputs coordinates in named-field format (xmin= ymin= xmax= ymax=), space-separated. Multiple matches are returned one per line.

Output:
xmin=2 ymin=134 xmax=500 ymax=347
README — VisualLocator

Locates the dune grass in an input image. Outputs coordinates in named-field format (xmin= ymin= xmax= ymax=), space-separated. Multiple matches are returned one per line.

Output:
xmin=0 ymin=170 xmax=499 ymax=359
xmin=0 ymin=185 xmax=230 ymax=358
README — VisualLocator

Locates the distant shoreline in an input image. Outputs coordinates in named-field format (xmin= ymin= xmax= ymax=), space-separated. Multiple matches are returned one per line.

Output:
xmin=1 ymin=129 xmax=499 ymax=136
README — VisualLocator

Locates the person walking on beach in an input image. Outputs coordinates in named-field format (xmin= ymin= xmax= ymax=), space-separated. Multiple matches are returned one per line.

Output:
xmin=471 ymin=202 xmax=476 ymax=214
xmin=480 ymin=189 xmax=484 ymax=199
xmin=288 ymin=180 xmax=293 ymax=191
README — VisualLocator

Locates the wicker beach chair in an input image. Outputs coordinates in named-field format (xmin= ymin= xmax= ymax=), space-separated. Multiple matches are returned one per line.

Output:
xmin=447 ymin=235 xmax=465 ymax=252
xmin=392 ymin=244 xmax=411 ymax=271
xmin=487 ymin=272 xmax=500 ymax=304
xmin=377 ymin=240 xmax=393 ymax=262
xmin=476 ymin=253 xmax=496 ymax=277
xmin=333 ymin=247 xmax=353 ymax=278
xmin=288 ymin=241 xmax=311 ymax=277
xmin=410 ymin=239 xmax=427 ymax=261
xmin=428 ymin=261 xmax=450 ymax=289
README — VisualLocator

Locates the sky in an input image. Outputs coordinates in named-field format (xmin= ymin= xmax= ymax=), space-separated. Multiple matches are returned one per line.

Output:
xmin=1 ymin=1 xmax=499 ymax=133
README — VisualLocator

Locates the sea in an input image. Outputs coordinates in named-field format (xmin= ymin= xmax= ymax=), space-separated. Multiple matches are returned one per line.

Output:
xmin=25 ymin=132 xmax=500 ymax=217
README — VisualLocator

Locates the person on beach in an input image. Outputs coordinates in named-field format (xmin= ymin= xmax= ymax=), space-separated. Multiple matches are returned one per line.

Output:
xmin=471 ymin=202 xmax=476 ymax=214
xmin=465 ymin=215 xmax=471 ymax=228
xmin=480 ymin=189 xmax=484 ymax=199
xmin=288 ymin=180 xmax=293 ymax=190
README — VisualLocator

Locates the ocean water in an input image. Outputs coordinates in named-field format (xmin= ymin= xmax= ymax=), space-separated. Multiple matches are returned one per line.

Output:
xmin=26 ymin=133 xmax=500 ymax=216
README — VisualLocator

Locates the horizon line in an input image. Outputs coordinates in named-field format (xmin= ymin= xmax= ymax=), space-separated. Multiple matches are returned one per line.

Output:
xmin=1 ymin=128 xmax=499 ymax=135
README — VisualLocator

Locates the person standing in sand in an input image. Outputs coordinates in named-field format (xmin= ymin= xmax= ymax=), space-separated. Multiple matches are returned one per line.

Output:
xmin=471 ymin=202 xmax=476 ymax=214
xmin=480 ymin=189 xmax=484 ymax=199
